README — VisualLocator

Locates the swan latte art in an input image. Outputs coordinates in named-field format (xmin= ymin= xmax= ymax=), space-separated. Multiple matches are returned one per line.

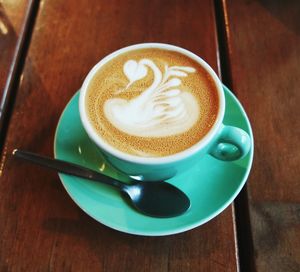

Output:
xmin=85 ymin=48 xmax=219 ymax=157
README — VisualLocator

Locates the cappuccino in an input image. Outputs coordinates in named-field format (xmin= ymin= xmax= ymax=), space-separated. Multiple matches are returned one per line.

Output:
xmin=85 ymin=48 xmax=219 ymax=157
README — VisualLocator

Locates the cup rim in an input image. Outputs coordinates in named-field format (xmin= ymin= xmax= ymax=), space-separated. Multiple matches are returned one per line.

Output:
xmin=79 ymin=43 xmax=225 ymax=165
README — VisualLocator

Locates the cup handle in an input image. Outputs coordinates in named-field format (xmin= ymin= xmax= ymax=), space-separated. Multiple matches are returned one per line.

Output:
xmin=209 ymin=125 xmax=251 ymax=161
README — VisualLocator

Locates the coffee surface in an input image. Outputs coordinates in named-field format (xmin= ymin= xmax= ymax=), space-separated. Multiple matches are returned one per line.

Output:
xmin=86 ymin=48 xmax=219 ymax=157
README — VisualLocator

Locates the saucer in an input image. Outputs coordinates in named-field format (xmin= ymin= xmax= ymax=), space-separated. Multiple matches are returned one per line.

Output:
xmin=54 ymin=85 xmax=253 ymax=236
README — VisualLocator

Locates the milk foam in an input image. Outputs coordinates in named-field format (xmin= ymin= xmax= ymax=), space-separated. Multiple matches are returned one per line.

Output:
xmin=104 ymin=58 xmax=199 ymax=137
xmin=86 ymin=48 xmax=219 ymax=157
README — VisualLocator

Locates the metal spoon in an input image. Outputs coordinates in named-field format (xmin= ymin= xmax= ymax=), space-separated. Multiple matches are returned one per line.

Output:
xmin=13 ymin=149 xmax=190 ymax=218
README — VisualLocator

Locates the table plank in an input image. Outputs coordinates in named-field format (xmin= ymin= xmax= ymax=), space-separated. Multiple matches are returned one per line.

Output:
xmin=221 ymin=0 xmax=300 ymax=271
xmin=0 ymin=0 xmax=239 ymax=271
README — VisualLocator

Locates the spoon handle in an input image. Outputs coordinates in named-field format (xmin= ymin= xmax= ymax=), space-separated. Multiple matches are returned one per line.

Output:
xmin=13 ymin=149 xmax=124 ymax=188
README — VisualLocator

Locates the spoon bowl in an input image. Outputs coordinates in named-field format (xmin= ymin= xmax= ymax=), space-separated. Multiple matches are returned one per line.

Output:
xmin=13 ymin=149 xmax=190 ymax=218
xmin=123 ymin=181 xmax=190 ymax=217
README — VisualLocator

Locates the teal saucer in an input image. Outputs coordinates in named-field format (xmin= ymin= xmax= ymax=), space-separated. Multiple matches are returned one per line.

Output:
xmin=54 ymin=85 xmax=253 ymax=236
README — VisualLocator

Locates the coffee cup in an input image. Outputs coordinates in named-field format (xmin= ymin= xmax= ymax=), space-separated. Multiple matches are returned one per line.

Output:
xmin=79 ymin=43 xmax=251 ymax=181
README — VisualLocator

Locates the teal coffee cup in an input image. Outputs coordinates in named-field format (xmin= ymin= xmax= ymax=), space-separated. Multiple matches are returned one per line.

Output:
xmin=79 ymin=43 xmax=251 ymax=181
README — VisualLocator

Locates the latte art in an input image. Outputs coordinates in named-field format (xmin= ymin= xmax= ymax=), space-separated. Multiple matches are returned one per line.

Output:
xmin=85 ymin=48 xmax=219 ymax=157
xmin=104 ymin=59 xmax=199 ymax=137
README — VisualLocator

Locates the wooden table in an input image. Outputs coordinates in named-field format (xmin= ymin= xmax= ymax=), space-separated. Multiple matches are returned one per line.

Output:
xmin=0 ymin=1 xmax=299 ymax=271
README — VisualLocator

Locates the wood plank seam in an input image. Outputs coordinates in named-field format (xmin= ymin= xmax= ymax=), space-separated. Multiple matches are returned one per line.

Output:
xmin=214 ymin=0 xmax=256 ymax=271
xmin=0 ymin=0 xmax=40 ymax=156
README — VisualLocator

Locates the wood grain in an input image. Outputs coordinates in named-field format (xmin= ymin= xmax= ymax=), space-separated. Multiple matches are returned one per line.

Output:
xmin=222 ymin=0 xmax=300 ymax=271
xmin=0 ymin=0 xmax=238 ymax=271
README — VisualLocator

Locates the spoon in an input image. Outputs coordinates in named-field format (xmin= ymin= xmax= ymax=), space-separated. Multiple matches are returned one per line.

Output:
xmin=13 ymin=149 xmax=190 ymax=218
